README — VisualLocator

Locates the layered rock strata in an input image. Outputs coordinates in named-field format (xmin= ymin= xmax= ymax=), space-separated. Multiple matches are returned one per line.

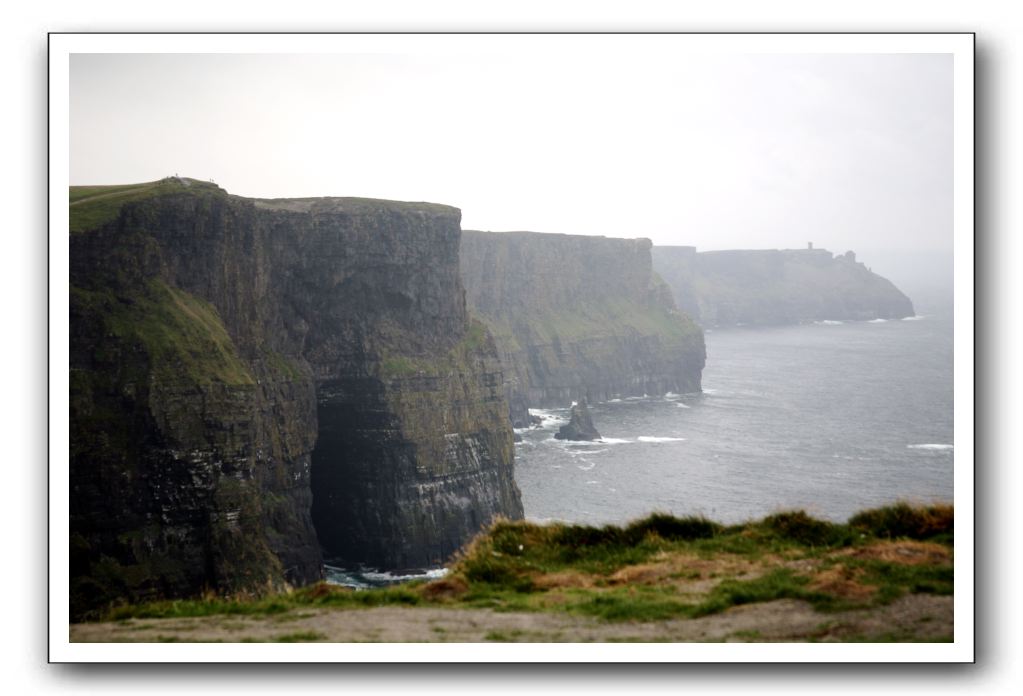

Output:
xmin=460 ymin=230 xmax=706 ymax=426
xmin=652 ymin=246 xmax=915 ymax=327
xmin=69 ymin=179 xmax=521 ymax=618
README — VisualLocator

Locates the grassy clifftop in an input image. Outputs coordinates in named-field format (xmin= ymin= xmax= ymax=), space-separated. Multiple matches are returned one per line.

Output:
xmin=69 ymin=178 xmax=227 ymax=233
xmin=79 ymin=503 xmax=953 ymax=642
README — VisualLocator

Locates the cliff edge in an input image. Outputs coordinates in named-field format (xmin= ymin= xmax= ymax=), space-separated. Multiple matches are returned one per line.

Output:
xmin=460 ymin=230 xmax=705 ymax=425
xmin=69 ymin=178 xmax=522 ymax=618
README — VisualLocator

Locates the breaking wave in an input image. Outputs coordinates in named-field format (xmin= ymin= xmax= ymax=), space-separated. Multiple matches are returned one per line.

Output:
xmin=324 ymin=564 xmax=448 ymax=589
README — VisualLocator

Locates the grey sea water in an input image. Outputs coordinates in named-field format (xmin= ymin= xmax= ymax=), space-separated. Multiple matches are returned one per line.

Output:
xmin=327 ymin=311 xmax=954 ymax=586
xmin=514 ymin=313 xmax=954 ymax=526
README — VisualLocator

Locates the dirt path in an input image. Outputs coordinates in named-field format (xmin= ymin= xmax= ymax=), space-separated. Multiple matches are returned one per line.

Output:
xmin=70 ymin=594 xmax=952 ymax=643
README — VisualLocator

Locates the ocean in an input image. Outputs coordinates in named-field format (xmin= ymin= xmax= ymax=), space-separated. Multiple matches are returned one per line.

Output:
xmin=514 ymin=312 xmax=954 ymax=526
xmin=327 ymin=311 xmax=954 ymax=586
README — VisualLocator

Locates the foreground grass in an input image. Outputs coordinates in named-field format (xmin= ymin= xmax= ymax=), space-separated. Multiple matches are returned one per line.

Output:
xmin=95 ymin=503 xmax=953 ymax=626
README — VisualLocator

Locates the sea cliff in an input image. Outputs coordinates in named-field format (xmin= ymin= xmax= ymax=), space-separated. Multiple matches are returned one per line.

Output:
xmin=460 ymin=230 xmax=705 ymax=426
xmin=69 ymin=178 xmax=522 ymax=618
xmin=652 ymin=246 xmax=915 ymax=327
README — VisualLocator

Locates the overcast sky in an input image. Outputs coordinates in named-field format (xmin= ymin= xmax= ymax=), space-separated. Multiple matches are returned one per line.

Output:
xmin=71 ymin=51 xmax=952 ymax=273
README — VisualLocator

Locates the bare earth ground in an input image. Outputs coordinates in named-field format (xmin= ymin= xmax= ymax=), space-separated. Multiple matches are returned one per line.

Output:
xmin=70 ymin=594 xmax=951 ymax=643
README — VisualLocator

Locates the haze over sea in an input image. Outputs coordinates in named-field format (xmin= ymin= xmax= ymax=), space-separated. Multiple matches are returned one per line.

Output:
xmin=515 ymin=309 xmax=954 ymax=526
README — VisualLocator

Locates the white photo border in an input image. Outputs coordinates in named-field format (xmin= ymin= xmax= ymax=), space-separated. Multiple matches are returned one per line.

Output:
xmin=49 ymin=31 xmax=975 ymax=663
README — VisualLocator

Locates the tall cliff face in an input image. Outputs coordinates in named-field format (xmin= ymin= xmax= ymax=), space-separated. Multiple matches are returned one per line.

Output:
xmin=460 ymin=231 xmax=705 ymax=425
xmin=70 ymin=179 xmax=521 ymax=617
xmin=652 ymin=247 xmax=915 ymax=327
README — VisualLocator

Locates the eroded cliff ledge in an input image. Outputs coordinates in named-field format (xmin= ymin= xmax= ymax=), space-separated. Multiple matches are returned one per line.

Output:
xmin=459 ymin=230 xmax=705 ymax=426
xmin=652 ymin=246 xmax=915 ymax=327
xmin=70 ymin=178 xmax=521 ymax=618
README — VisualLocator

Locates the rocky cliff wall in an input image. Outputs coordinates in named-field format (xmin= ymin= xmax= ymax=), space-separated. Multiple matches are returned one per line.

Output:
xmin=460 ymin=231 xmax=705 ymax=426
xmin=70 ymin=179 xmax=521 ymax=618
xmin=651 ymin=247 xmax=915 ymax=327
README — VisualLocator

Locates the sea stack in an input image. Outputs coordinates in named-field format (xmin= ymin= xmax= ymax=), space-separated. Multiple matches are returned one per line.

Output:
xmin=555 ymin=399 xmax=602 ymax=441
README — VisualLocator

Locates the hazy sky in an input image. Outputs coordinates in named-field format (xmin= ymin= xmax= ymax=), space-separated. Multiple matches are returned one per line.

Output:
xmin=71 ymin=52 xmax=952 ymax=265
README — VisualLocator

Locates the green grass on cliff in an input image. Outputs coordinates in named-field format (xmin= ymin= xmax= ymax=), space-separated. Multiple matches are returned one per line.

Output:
xmin=69 ymin=178 xmax=225 ymax=233
xmin=482 ymin=299 xmax=703 ymax=354
xmin=378 ymin=318 xmax=492 ymax=379
xmin=72 ymin=278 xmax=255 ymax=386
xmin=93 ymin=504 xmax=953 ymax=625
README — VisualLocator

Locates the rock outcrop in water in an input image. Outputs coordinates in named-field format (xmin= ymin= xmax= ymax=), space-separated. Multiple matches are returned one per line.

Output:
xmin=460 ymin=230 xmax=706 ymax=426
xmin=651 ymin=246 xmax=915 ymax=327
xmin=69 ymin=178 xmax=522 ymax=618
xmin=554 ymin=400 xmax=602 ymax=442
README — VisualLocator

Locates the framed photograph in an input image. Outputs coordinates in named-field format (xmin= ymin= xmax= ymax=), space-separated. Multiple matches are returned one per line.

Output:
xmin=50 ymin=32 xmax=974 ymax=663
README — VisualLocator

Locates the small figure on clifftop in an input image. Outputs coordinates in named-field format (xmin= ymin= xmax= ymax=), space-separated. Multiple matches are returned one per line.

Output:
xmin=554 ymin=399 xmax=602 ymax=441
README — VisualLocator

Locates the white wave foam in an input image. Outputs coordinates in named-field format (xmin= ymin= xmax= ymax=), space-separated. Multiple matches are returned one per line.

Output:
xmin=547 ymin=438 xmax=607 ymax=452
xmin=676 ymin=402 xmax=690 ymax=409
xmin=868 ymin=318 xmax=888 ymax=323
xmin=577 ymin=462 xmax=596 ymax=471
xmin=907 ymin=444 xmax=954 ymax=451
xmin=902 ymin=315 xmax=925 ymax=321
xmin=531 ymin=408 xmax=569 ymax=430
xmin=529 ymin=408 xmax=568 ymax=421
xmin=815 ymin=320 xmax=844 ymax=326
xmin=637 ymin=436 xmax=687 ymax=443
xmin=664 ymin=391 xmax=680 ymax=399
xmin=608 ymin=398 xmax=623 ymax=403
xmin=586 ymin=480 xmax=600 ymax=485
xmin=599 ymin=437 xmax=631 ymax=444
xmin=360 ymin=567 xmax=449 ymax=584
xmin=325 ymin=565 xmax=448 ymax=589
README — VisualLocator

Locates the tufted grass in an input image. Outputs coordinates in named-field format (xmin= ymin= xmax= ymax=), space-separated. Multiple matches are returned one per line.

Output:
xmin=90 ymin=503 xmax=953 ymax=625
